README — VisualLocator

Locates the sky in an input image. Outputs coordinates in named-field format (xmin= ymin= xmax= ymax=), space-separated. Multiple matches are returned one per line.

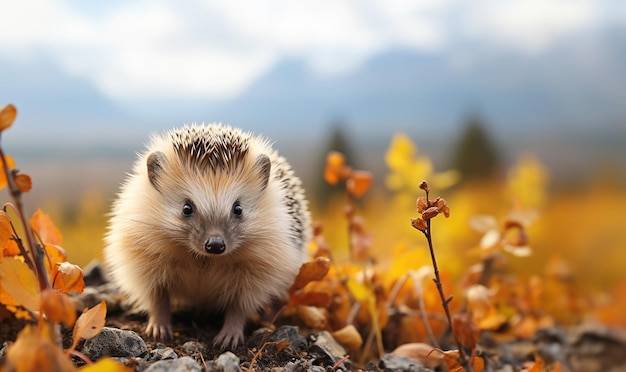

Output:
xmin=2 ymin=0 xmax=624 ymax=102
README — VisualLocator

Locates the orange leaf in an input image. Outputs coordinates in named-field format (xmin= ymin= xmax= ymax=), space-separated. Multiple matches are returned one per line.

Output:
xmin=392 ymin=343 xmax=444 ymax=369
xmin=52 ymin=262 xmax=85 ymax=294
xmin=70 ymin=300 xmax=107 ymax=351
xmin=332 ymin=325 xmax=363 ymax=352
xmin=79 ymin=358 xmax=133 ymax=372
xmin=289 ymin=291 xmax=331 ymax=307
xmin=14 ymin=173 xmax=32 ymax=193
xmin=346 ymin=170 xmax=372 ymax=198
xmin=45 ymin=244 xmax=68 ymax=282
xmin=40 ymin=288 xmax=76 ymax=327
xmin=452 ymin=313 xmax=480 ymax=350
xmin=324 ymin=151 xmax=348 ymax=185
xmin=442 ymin=350 xmax=484 ymax=372
xmin=30 ymin=209 xmax=63 ymax=246
xmin=0 ymin=257 xmax=40 ymax=311
xmin=296 ymin=305 xmax=327 ymax=329
xmin=3 ymin=239 xmax=21 ymax=256
xmin=0 ymin=104 xmax=17 ymax=131
xmin=0 ymin=155 xmax=15 ymax=190
xmin=6 ymin=322 xmax=76 ymax=372
xmin=0 ymin=210 xmax=11 ymax=252
xmin=290 ymin=257 xmax=331 ymax=293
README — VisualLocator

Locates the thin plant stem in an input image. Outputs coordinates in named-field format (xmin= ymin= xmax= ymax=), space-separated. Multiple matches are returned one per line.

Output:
xmin=421 ymin=188 xmax=471 ymax=371
xmin=0 ymin=136 xmax=49 ymax=290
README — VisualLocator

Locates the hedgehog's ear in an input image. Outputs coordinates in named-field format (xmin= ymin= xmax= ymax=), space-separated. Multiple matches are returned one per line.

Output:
xmin=254 ymin=154 xmax=271 ymax=191
xmin=147 ymin=151 xmax=167 ymax=192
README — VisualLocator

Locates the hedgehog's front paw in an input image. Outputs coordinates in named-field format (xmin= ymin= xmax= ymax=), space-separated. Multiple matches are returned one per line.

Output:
xmin=213 ymin=310 xmax=246 ymax=349
xmin=146 ymin=317 xmax=173 ymax=340
xmin=212 ymin=327 xmax=244 ymax=350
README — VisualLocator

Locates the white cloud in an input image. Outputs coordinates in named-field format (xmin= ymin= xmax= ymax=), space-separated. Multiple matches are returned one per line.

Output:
xmin=0 ymin=0 xmax=621 ymax=100
xmin=462 ymin=0 xmax=598 ymax=53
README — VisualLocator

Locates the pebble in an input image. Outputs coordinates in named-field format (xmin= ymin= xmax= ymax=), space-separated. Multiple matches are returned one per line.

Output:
xmin=308 ymin=330 xmax=350 ymax=370
xmin=147 ymin=346 xmax=178 ymax=362
xmin=81 ymin=327 xmax=148 ymax=360
xmin=144 ymin=356 xmax=202 ymax=372
xmin=182 ymin=341 xmax=205 ymax=354
xmin=378 ymin=353 xmax=432 ymax=372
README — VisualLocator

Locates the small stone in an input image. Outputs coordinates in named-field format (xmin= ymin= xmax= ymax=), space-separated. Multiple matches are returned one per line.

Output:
xmin=379 ymin=353 xmax=432 ymax=372
xmin=81 ymin=327 xmax=148 ymax=360
xmin=148 ymin=347 xmax=178 ymax=361
xmin=204 ymin=352 xmax=242 ymax=372
xmin=144 ymin=356 xmax=202 ymax=372
xmin=283 ymin=359 xmax=325 ymax=372
xmin=265 ymin=325 xmax=308 ymax=352
xmin=182 ymin=341 xmax=205 ymax=354
xmin=309 ymin=331 xmax=350 ymax=370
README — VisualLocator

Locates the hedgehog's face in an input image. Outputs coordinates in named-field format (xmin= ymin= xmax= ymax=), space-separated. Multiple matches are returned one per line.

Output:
xmin=146 ymin=150 xmax=272 ymax=257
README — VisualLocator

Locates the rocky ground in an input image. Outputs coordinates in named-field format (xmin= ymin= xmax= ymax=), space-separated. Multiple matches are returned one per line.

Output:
xmin=1 ymin=262 xmax=626 ymax=371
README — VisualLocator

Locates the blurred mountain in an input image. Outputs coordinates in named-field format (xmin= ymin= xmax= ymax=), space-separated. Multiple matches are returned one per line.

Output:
xmin=2 ymin=27 xmax=625 ymax=184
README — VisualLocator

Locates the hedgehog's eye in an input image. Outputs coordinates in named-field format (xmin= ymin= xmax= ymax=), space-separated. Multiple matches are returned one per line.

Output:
xmin=182 ymin=201 xmax=194 ymax=217
xmin=232 ymin=201 xmax=243 ymax=217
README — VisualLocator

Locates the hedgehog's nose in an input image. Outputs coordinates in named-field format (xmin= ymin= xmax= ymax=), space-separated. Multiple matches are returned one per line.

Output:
xmin=205 ymin=236 xmax=226 ymax=254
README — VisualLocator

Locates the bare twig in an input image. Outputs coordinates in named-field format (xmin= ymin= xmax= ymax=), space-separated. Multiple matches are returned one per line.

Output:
xmin=415 ymin=181 xmax=471 ymax=371
xmin=0 ymin=134 xmax=49 ymax=290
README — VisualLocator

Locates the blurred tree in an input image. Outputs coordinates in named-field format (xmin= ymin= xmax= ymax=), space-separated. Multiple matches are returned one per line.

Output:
xmin=450 ymin=114 xmax=501 ymax=182
xmin=313 ymin=120 xmax=359 ymax=207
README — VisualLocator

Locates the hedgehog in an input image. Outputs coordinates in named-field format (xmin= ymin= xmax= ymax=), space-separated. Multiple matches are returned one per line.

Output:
xmin=104 ymin=124 xmax=311 ymax=349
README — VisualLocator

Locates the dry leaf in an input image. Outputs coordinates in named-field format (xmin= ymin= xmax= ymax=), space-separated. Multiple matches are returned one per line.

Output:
xmin=290 ymin=257 xmax=331 ymax=293
xmin=0 ymin=210 xmax=11 ymax=251
xmin=40 ymin=288 xmax=76 ymax=327
xmin=410 ymin=217 xmax=427 ymax=232
xmin=14 ymin=173 xmax=32 ymax=193
xmin=452 ymin=313 xmax=480 ymax=350
xmin=392 ymin=343 xmax=444 ymax=369
xmin=442 ymin=350 xmax=484 ymax=372
xmin=52 ymin=262 xmax=85 ymax=294
xmin=45 ymin=244 xmax=69 ymax=283
xmin=289 ymin=291 xmax=331 ymax=308
xmin=296 ymin=305 xmax=327 ymax=329
xmin=6 ymin=322 xmax=76 ymax=372
xmin=0 ymin=257 xmax=40 ymax=311
xmin=0 ymin=154 xmax=16 ymax=190
xmin=3 ymin=239 xmax=21 ymax=256
xmin=70 ymin=300 xmax=107 ymax=351
xmin=332 ymin=325 xmax=363 ymax=352
xmin=346 ymin=170 xmax=372 ymax=198
xmin=324 ymin=151 xmax=347 ymax=185
xmin=30 ymin=209 xmax=63 ymax=246
xmin=78 ymin=358 xmax=133 ymax=372
xmin=0 ymin=104 xmax=17 ymax=131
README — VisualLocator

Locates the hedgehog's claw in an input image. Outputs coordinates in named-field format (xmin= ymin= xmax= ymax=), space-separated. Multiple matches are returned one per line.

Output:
xmin=213 ymin=311 xmax=246 ymax=350
xmin=146 ymin=318 xmax=173 ymax=340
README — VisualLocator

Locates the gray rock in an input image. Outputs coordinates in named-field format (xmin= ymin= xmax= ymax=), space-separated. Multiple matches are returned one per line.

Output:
xmin=182 ymin=341 xmax=205 ymax=354
xmin=379 ymin=353 xmax=432 ymax=372
xmin=148 ymin=347 xmax=178 ymax=361
xmin=81 ymin=327 xmax=148 ymax=360
xmin=283 ymin=359 xmax=326 ymax=372
xmin=309 ymin=331 xmax=350 ymax=370
xmin=144 ymin=356 xmax=202 ymax=372
xmin=267 ymin=325 xmax=307 ymax=350
xmin=203 ymin=352 xmax=242 ymax=372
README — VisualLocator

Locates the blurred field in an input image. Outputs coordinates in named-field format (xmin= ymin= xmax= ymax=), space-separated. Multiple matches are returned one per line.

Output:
xmin=6 ymin=127 xmax=626 ymax=330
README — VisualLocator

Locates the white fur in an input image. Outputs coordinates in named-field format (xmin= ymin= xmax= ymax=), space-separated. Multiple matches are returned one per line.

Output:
xmin=104 ymin=124 xmax=310 ymax=349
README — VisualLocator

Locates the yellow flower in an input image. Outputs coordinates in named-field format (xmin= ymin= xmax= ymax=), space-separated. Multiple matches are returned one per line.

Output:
xmin=384 ymin=132 xmax=459 ymax=192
